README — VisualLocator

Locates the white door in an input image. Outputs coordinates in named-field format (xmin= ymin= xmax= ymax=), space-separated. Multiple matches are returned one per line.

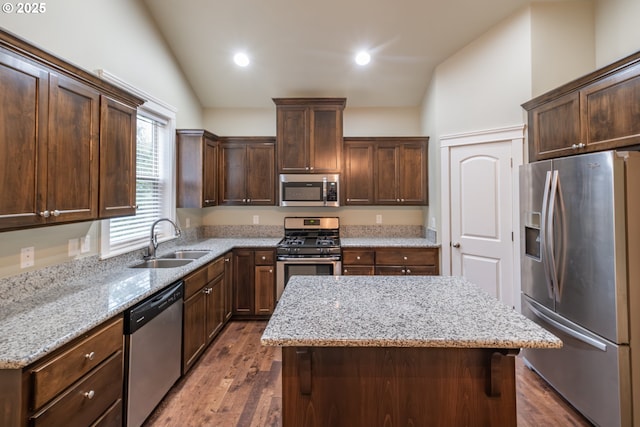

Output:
xmin=449 ymin=141 xmax=514 ymax=305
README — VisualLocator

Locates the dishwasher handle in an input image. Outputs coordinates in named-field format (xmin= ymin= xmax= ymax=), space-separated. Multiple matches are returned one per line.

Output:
xmin=125 ymin=281 xmax=184 ymax=334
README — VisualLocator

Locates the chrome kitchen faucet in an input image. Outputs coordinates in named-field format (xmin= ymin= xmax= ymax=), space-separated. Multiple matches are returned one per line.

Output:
xmin=145 ymin=218 xmax=181 ymax=259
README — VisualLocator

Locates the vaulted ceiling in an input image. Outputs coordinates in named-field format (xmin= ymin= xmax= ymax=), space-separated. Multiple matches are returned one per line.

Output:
xmin=142 ymin=0 xmax=564 ymax=109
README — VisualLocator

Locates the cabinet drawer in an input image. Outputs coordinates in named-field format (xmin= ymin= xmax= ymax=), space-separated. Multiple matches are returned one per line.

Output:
xmin=404 ymin=265 xmax=438 ymax=275
xmin=30 ymin=317 xmax=123 ymax=410
xmin=91 ymin=398 xmax=122 ymax=427
xmin=375 ymin=248 xmax=437 ymax=266
xmin=343 ymin=265 xmax=375 ymax=275
xmin=342 ymin=250 xmax=374 ymax=265
xmin=184 ymin=265 xmax=208 ymax=299
xmin=208 ymin=257 xmax=225 ymax=280
xmin=31 ymin=350 xmax=123 ymax=427
xmin=254 ymin=250 xmax=274 ymax=265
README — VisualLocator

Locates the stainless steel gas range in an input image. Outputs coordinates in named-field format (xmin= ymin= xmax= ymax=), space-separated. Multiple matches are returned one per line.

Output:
xmin=276 ymin=217 xmax=341 ymax=299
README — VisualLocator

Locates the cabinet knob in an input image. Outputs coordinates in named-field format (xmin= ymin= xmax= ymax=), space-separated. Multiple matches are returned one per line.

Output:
xmin=52 ymin=210 xmax=61 ymax=217
xmin=344 ymin=269 xmax=348 ymax=273
xmin=305 ymin=167 xmax=310 ymax=171
xmin=247 ymin=199 xmax=251 ymax=203
xmin=406 ymin=269 xmax=412 ymax=274
xmin=242 ymin=199 xmax=246 ymax=203
xmin=401 ymin=199 xmax=405 ymax=202
xmin=356 ymin=256 xmax=361 ymax=260
xmin=310 ymin=167 xmax=314 ymax=170
xmin=39 ymin=210 xmax=50 ymax=218
xmin=269 ymin=269 xmax=273 ymax=273
xmin=397 ymin=199 xmax=400 ymax=202
xmin=452 ymin=242 xmax=461 ymax=248
xmin=571 ymin=143 xmax=586 ymax=149
xmin=262 ymin=256 xmax=266 ymax=260
xmin=85 ymin=351 xmax=95 ymax=361
xmin=401 ymin=269 xmax=406 ymax=274
xmin=132 ymin=205 xmax=139 ymax=209
xmin=225 ymin=258 xmax=230 ymax=262
xmin=84 ymin=390 xmax=95 ymax=400
xmin=205 ymin=199 xmax=214 ymax=203
xmin=403 ymin=256 xmax=408 ymax=260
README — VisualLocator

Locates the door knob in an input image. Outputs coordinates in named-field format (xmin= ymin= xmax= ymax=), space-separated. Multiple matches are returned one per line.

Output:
xmin=452 ymin=242 xmax=461 ymax=248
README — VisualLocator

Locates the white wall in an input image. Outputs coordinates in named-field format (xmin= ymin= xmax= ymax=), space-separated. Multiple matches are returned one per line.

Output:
xmin=530 ymin=1 xmax=595 ymax=96
xmin=0 ymin=0 xmax=203 ymax=278
xmin=594 ymin=0 xmax=640 ymax=66
xmin=201 ymin=106 xmax=427 ymax=228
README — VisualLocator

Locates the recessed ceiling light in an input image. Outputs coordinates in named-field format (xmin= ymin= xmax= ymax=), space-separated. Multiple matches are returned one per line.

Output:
xmin=355 ymin=51 xmax=371 ymax=66
xmin=234 ymin=52 xmax=250 ymax=67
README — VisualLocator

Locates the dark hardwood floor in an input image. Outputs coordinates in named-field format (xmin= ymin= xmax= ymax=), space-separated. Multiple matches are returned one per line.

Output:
xmin=144 ymin=320 xmax=593 ymax=427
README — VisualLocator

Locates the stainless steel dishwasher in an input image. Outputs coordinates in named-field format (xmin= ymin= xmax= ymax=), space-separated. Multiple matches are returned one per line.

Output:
xmin=124 ymin=280 xmax=183 ymax=427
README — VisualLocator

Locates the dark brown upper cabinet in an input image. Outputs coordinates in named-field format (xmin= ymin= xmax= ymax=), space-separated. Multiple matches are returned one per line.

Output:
xmin=523 ymin=50 xmax=640 ymax=161
xmin=343 ymin=137 xmax=429 ymax=206
xmin=176 ymin=129 xmax=220 ymax=208
xmin=218 ymin=137 xmax=276 ymax=206
xmin=273 ymin=98 xmax=345 ymax=174
xmin=0 ymin=30 xmax=143 ymax=231
xmin=99 ymin=97 xmax=137 ymax=218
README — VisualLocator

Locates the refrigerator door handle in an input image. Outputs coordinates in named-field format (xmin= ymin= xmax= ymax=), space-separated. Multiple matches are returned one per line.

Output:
xmin=526 ymin=300 xmax=608 ymax=352
xmin=540 ymin=170 xmax=554 ymax=299
xmin=547 ymin=170 xmax=561 ymax=300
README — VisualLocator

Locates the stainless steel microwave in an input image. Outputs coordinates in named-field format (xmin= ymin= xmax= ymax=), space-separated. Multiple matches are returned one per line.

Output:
xmin=279 ymin=174 xmax=339 ymax=207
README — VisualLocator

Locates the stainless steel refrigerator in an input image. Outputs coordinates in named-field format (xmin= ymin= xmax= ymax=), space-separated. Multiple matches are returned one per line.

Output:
xmin=520 ymin=150 xmax=640 ymax=427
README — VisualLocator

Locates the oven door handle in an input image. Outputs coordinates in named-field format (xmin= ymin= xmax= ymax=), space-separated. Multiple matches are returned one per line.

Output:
xmin=277 ymin=256 xmax=341 ymax=263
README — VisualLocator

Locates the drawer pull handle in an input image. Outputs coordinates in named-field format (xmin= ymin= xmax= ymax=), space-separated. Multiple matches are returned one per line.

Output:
xmin=84 ymin=390 xmax=95 ymax=399
xmin=85 ymin=351 xmax=95 ymax=361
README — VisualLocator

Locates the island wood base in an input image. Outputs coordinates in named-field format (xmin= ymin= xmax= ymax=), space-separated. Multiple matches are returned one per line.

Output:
xmin=282 ymin=346 xmax=519 ymax=427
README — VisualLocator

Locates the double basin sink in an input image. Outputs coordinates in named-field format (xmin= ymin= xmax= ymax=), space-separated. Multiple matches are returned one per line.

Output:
xmin=130 ymin=250 xmax=211 ymax=269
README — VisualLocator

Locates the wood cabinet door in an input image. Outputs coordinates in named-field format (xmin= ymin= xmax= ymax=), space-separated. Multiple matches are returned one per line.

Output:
xmin=398 ymin=142 xmax=427 ymax=204
xmin=0 ymin=49 xmax=49 ymax=230
xmin=343 ymin=142 xmax=374 ymax=205
xmin=255 ymin=265 xmax=275 ymax=315
xmin=246 ymin=143 xmax=275 ymax=205
xmin=374 ymin=144 xmax=399 ymax=204
xmin=47 ymin=74 xmax=100 ymax=223
xmin=183 ymin=289 xmax=207 ymax=373
xmin=219 ymin=143 xmax=248 ymax=204
xmin=203 ymin=136 xmax=218 ymax=206
xmin=99 ymin=96 xmax=136 ymax=218
xmin=205 ymin=275 xmax=224 ymax=342
xmin=223 ymin=253 xmax=233 ymax=321
xmin=309 ymin=107 xmax=341 ymax=173
xmin=529 ymin=91 xmax=581 ymax=161
xmin=233 ymin=249 xmax=254 ymax=315
xmin=581 ymin=62 xmax=640 ymax=151
xmin=277 ymin=106 xmax=308 ymax=172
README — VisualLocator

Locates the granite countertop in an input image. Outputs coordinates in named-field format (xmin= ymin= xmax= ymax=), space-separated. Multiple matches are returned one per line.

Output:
xmin=341 ymin=237 xmax=440 ymax=248
xmin=261 ymin=275 xmax=561 ymax=349
xmin=0 ymin=237 xmax=280 ymax=369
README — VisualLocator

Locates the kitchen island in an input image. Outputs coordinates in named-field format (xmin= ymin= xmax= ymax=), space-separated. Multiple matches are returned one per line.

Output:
xmin=261 ymin=275 xmax=561 ymax=427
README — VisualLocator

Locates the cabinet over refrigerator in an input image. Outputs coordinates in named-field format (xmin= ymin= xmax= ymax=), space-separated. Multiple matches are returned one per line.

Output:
xmin=520 ymin=150 xmax=640 ymax=426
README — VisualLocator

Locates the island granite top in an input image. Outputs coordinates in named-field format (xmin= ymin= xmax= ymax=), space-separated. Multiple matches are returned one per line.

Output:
xmin=261 ymin=275 xmax=561 ymax=349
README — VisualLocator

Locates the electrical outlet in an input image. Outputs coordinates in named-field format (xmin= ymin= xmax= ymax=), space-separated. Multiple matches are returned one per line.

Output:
xmin=68 ymin=238 xmax=80 ymax=256
xmin=253 ymin=215 xmax=259 ymax=224
xmin=81 ymin=236 xmax=91 ymax=253
xmin=21 ymin=247 xmax=34 ymax=268
xmin=376 ymin=214 xmax=382 ymax=224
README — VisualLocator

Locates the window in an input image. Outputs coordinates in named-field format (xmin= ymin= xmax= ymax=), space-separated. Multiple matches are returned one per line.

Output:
xmin=98 ymin=70 xmax=177 ymax=258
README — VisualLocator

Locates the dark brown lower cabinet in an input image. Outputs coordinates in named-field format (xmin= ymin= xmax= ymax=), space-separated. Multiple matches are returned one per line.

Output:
xmin=233 ymin=248 xmax=276 ymax=317
xmin=182 ymin=257 xmax=226 ymax=374
xmin=282 ymin=346 xmax=517 ymax=427
xmin=22 ymin=317 xmax=124 ymax=427
xmin=342 ymin=247 xmax=439 ymax=276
